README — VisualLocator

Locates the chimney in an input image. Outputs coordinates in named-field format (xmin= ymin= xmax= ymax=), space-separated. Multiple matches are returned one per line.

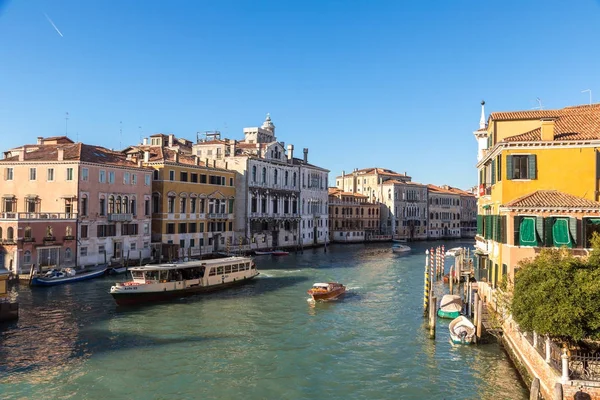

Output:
xmin=303 ymin=148 xmax=308 ymax=163
xmin=37 ymin=137 xmax=43 ymax=145
xmin=144 ymin=150 xmax=150 ymax=163
xmin=168 ymin=134 xmax=174 ymax=147
xmin=287 ymin=144 xmax=294 ymax=162
xmin=205 ymin=158 xmax=209 ymax=166
xmin=229 ymin=139 xmax=237 ymax=157
xmin=143 ymin=138 xmax=148 ymax=146
xmin=57 ymin=148 xmax=64 ymax=161
xmin=213 ymin=159 xmax=216 ymax=168
xmin=194 ymin=155 xmax=200 ymax=165
xmin=18 ymin=150 xmax=24 ymax=161
xmin=173 ymin=152 xmax=179 ymax=163
xmin=541 ymin=118 xmax=555 ymax=141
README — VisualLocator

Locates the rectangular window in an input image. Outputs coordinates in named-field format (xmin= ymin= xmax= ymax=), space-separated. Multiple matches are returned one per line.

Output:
xmin=189 ymin=223 xmax=197 ymax=233
xmin=130 ymin=242 xmax=137 ymax=251
xmin=179 ymin=223 xmax=187 ymax=233
xmin=121 ymin=224 xmax=138 ymax=236
xmin=153 ymin=170 xmax=159 ymax=181
xmin=108 ymin=171 xmax=115 ymax=183
xmin=144 ymin=223 xmax=150 ymax=235
xmin=191 ymin=173 xmax=198 ymax=183
xmin=180 ymin=239 xmax=185 ymax=249
xmin=507 ymin=155 xmax=536 ymax=180
xmin=123 ymin=172 xmax=130 ymax=184
xmin=166 ymin=223 xmax=175 ymax=234
xmin=81 ymin=225 xmax=88 ymax=239
xmin=132 ymin=174 xmax=137 ymax=185
xmin=99 ymin=198 xmax=106 ymax=216
xmin=169 ymin=170 xmax=175 ymax=181
xmin=99 ymin=170 xmax=106 ymax=183
xmin=29 ymin=168 xmax=36 ymax=181
xmin=144 ymin=199 xmax=150 ymax=216
xmin=199 ymin=222 xmax=205 ymax=233
xmin=200 ymin=174 xmax=207 ymax=184
xmin=229 ymin=177 xmax=233 ymax=186
xmin=97 ymin=224 xmax=117 ymax=237
xmin=82 ymin=168 xmax=89 ymax=181
xmin=99 ymin=245 xmax=106 ymax=253
xmin=145 ymin=174 xmax=151 ymax=186
xmin=144 ymin=241 xmax=149 ymax=249
xmin=168 ymin=196 xmax=175 ymax=213
xmin=5 ymin=168 xmax=13 ymax=181
xmin=190 ymin=238 xmax=195 ymax=248
xmin=66 ymin=168 xmax=73 ymax=181
xmin=80 ymin=247 xmax=88 ymax=257
xmin=516 ymin=216 xmax=538 ymax=247
xmin=180 ymin=171 xmax=188 ymax=182
xmin=81 ymin=196 xmax=88 ymax=216
xmin=47 ymin=168 xmax=55 ymax=181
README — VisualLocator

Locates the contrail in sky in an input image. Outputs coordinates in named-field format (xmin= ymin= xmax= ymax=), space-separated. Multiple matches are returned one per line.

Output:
xmin=44 ymin=13 xmax=63 ymax=37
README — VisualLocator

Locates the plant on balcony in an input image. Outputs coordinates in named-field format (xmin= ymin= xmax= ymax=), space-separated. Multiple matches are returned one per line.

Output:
xmin=512 ymin=234 xmax=600 ymax=342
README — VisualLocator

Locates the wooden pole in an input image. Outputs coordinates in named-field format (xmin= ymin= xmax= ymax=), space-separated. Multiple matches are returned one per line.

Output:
xmin=473 ymin=293 xmax=480 ymax=332
xmin=477 ymin=296 xmax=483 ymax=340
xmin=139 ymin=250 xmax=142 ymax=267
xmin=429 ymin=296 xmax=437 ymax=339
xmin=449 ymin=265 xmax=454 ymax=295
xmin=424 ymin=250 xmax=430 ymax=316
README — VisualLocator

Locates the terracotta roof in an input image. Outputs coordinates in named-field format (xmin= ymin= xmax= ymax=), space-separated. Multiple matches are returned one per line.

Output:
xmin=382 ymin=179 xmax=425 ymax=186
xmin=124 ymin=146 xmax=210 ymax=167
xmin=0 ymin=142 xmax=146 ymax=168
xmin=328 ymin=188 xmax=368 ymax=198
xmin=427 ymin=184 xmax=460 ymax=195
xmin=503 ymin=111 xmax=600 ymax=142
xmin=444 ymin=186 xmax=476 ymax=196
xmin=502 ymin=190 xmax=600 ymax=209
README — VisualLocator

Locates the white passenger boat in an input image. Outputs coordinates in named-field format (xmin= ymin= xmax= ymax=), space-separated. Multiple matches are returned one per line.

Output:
xmin=109 ymin=256 xmax=259 ymax=306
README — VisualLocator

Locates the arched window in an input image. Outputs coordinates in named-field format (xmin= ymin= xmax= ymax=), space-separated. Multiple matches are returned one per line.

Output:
xmin=24 ymin=227 xmax=32 ymax=239
xmin=262 ymin=167 xmax=267 ymax=183
xmin=274 ymin=169 xmax=278 ymax=184
xmin=335 ymin=207 xmax=339 ymax=215
xmin=285 ymin=171 xmax=289 ymax=186
xmin=24 ymin=250 xmax=31 ymax=264
xmin=66 ymin=226 xmax=72 ymax=237
xmin=0 ymin=227 xmax=2 ymax=239
xmin=65 ymin=248 xmax=72 ymax=261
xmin=252 ymin=166 xmax=257 ymax=182
xmin=430 ymin=212 xmax=434 ymax=220
xmin=130 ymin=197 xmax=136 ymax=215
xmin=109 ymin=195 xmax=115 ymax=214
xmin=293 ymin=172 xmax=297 ymax=187
xmin=7 ymin=227 xmax=14 ymax=241
xmin=123 ymin=196 xmax=129 ymax=213
xmin=116 ymin=196 xmax=122 ymax=213
xmin=361 ymin=208 xmax=364 ymax=215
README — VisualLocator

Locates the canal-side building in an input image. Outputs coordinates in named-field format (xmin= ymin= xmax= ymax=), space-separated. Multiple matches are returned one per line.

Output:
xmin=193 ymin=114 xmax=329 ymax=250
xmin=335 ymin=167 xmax=411 ymax=203
xmin=427 ymin=184 xmax=461 ymax=239
xmin=381 ymin=180 xmax=428 ymax=241
xmin=123 ymin=139 xmax=236 ymax=256
xmin=0 ymin=136 xmax=153 ymax=273
xmin=474 ymin=102 xmax=600 ymax=290
xmin=445 ymin=186 xmax=477 ymax=238
xmin=328 ymin=188 xmax=380 ymax=242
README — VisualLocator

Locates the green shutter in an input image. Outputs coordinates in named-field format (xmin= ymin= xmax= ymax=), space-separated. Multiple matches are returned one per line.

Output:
xmin=528 ymin=155 xmax=537 ymax=179
xmin=519 ymin=217 xmax=538 ymax=246
xmin=477 ymin=215 xmax=483 ymax=235
xmin=497 ymin=155 xmax=502 ymax=182
xmin=480 ymin=169 xmax=484 ymax=185
xmin=536 ymin=216 xmax=544 ymax=243
xmin=494 ymin=263 xmax=499 ymax=287
xmin=553 ymin=218 xmax=572 ymax=248
xmin=506 ymin=155 xmax=513 ymax=180
xmin=500 ymin=215 xmax=507 ymax=243
xmin=502 ymin=263 xmax=508 ymax=278
xmin=514 ymin=216 xmax=521 ymax=245
xmin=543 ymin=217 xmax=554 ymax=246
xmin=228 ymin=199 xmax=234 ymax=213
xmin=491 ymin=160 xmax=496 ymax=185
xmin=495 ymin=215 xmax=502 ymax=242
xmin=569 ymin=217 xmax=578 ymax=246
xmin=485 ymin=215 xmax=493 ymax=239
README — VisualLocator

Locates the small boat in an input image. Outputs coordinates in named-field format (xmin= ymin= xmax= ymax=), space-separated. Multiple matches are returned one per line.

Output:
xmin=307 ymin=282 xmax=346 ymax=301
xmin=445 ymin=247 xmax=464 ymax=257
xmin=437 ymin=294 xmax=463 ymax=319
xmin=108 ymin=266 xmax=128 ymax=275
xmin=254 ymin=251 xmax=273 ymax=256
xmin=31 ymin=266 xmax=107 ymax=287
xmin=392 ymin=244 xmax=411 ymax=254
xmin=392 ymin=238 xmax=407 ymax=243
xmin=110 ymin=256 xmax=259 ymax=306
xmin=449 ymin=316 xmax=476 ymax=344
xmin=271 ymin=250 xmax=289 ymax=256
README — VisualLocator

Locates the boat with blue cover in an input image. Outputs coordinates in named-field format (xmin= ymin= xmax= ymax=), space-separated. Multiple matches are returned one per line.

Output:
xmin=31 ymin=266 xmax=107 ymax=287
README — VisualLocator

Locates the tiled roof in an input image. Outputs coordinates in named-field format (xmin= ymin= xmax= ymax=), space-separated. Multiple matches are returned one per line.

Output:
xmin=328 ymin=188 xmax=368 ymax=198
xmin=503 ymin=111 xmax=600 ymax=142
xmin=427 ymin=184 xmax=460 ymax=195
xmin=503 ymin=190 xmax=600 ymax=209
xmin=382 ymin=179 xmax=425 ymax=186
xmin=125 ymin=146 xmax=209 ymax=167
xmin=444 ymin=186 xmax=476 ymax=196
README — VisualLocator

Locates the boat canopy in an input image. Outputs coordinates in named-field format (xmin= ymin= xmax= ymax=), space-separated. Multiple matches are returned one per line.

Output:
xmin=313 ymin=283 xmax=330 ymax=287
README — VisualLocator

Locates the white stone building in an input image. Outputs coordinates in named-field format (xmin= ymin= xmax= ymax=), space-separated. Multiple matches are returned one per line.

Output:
xmin=381 ymin=180 xmax=428 ymax=240
xmin=427 ymin=184 xmax=462 ymax=239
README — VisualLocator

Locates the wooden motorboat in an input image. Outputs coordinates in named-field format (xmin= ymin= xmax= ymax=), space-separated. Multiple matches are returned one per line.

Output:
xmin=449 ymin=316 xmax=476 ymax=344
xmin=271 ymin=250 xmax=289 ymax=256
xmin=31 ymin=266 xmax=107 ymax=287
xmin=437 ymin=294 xmax=463 ymax=319
xmin=307 ymin=282 xmax=346 ymax=301
xmin=254 ymin=251 xmax=273 ymax=256
xmin=391 ymin=244 xmax=411 ymax=254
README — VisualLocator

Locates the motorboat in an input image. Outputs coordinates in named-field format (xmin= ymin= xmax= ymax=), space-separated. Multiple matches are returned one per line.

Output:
xmin=392 ymin=244 xmax=411 ymax=254
xmin=271 ymin=250 xmax=289 ymax=256
xmin=445 ymin=247 xmax=464 ymax=257
xmin=110 ymin=256 xmax=259 ymax=306
xmin=254 ymin=251 xmax=273 ymax=256
xmin=307 ymin=282 xmax=346 ymax=301
xmin=437 ymin=294 xmax=463 ymax=319
xmin=449 ymin=316 xmax=476 ymax=344
xmin=31 ymin=266 xmax=107 ymax=287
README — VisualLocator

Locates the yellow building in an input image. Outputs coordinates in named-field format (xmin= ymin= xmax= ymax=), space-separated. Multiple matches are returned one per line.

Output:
xmin=474 ymin=102 xmax=600 ymax=292
xmin=124 ymin=138 xmax=236 ymax=257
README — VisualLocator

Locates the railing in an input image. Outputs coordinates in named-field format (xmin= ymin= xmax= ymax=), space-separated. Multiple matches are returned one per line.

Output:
xmin=0 ymin=212 xmax=77 ymax=220
xmin=570 ymin=351 xmax=600 ymax=381
xmin=208 ymin=213 xmax=229 ymax=219
xmin=108 ymin=213 xmax=133 ymax=222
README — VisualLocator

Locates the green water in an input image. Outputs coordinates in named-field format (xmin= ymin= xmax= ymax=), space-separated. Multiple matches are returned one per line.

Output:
xmin=0 ymin=241 xmax=527 ymax=400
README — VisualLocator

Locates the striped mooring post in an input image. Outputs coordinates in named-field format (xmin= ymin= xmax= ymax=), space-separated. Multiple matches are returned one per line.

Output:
xmin=440 ymin=245 xmax=445 ymax=278
xmin=423 ymin=249 xmax=430 ymax=315
xmin=429 ymin=248 xmax=434 ymax=286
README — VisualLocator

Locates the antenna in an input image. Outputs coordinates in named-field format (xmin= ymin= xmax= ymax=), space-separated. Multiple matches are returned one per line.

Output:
xmin=582 ymin=89 xmax=592 ymax=105
xmin=531 ymin=98 xmax=544 ymax=110
xmin=65 ymin=112 xmax=69 ymax=136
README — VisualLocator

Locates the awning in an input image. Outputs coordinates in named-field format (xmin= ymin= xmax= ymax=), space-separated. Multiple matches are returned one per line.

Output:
xmin=482 ymin=205 xmax=491 ymax=210
xmin=552 ymin=218 xmax=572 ymax=248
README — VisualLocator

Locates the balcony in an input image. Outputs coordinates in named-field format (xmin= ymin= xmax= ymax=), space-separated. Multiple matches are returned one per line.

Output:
xmin=108 ymin=213 xmax=133 ymax=222
xmin=207 ymin=213 xmax=229 ymax=219
xmin=0 ymin=212 xmax=77 ymax=220
xmin=478 ymin=184 xmax=492 ymax=197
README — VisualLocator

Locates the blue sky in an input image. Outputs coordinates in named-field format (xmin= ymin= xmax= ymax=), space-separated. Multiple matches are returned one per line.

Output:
xmin=1 ymin=0 xmax=600 ymax=189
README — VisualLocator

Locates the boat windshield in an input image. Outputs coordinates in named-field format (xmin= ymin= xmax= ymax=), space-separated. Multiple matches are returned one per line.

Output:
xmin=131 ymin=271 xmax=145 ymax=282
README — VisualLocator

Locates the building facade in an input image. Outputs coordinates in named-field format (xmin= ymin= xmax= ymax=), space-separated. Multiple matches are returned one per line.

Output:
xmin=328 ymin=188 xmax=380 ymax=242
xmin=124 ymin=139 xmax=236 ymax=257
xmin=296 ymin=150 xmax=329 ymax=247
xmin=445 ymin=186 xmax=477 ymax=238
xmin=381 ymin=180 xmax=428 ymax=240
xmin=427 ymin=185 xmax=461 ymax=239
xmin=0 ymin=136 xmax=152 ymax=273
xmin=474 ymin=102 xmax=600 ymax=289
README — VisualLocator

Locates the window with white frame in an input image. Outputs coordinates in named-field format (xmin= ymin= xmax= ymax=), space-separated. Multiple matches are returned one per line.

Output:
xmin=29 ymin=168 xmax=36 ymax=181
xmin=99 ymin=170 xmax=106 ymax=183
xmin=66 ymin=168 xmax=74 ymax=181
xmin=108 ymin=171 xmax=115 ymax=183
xmin=47 ymin=168 xmax=55 ymax=181
xmin=82 ymin=168 xmax=89 ymax=181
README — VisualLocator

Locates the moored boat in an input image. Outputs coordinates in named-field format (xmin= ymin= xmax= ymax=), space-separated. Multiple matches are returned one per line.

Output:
xmin=449 ymin=316 xmax=476 ymax=344
xmin=254 ymin=251 xmax=273 ymax=256
xmin=392 ymin=244 xmax=411 ymax=254
xmin=31 ymin=266 xmax=107 ymax=287
xmin=437 ymin=294 xmax=463 ymax=319
xmin=445 ymin=247 xmax=464 ymax=257
xmin=307 ymin=282 xmax=346 ymax=301
xmin=108 ymin=266 xmax=128 ymax=275
xmin=271 ymin=250 xmax=289 ymax=256
xmin=109 ymin=256 xmax=259 ymax=306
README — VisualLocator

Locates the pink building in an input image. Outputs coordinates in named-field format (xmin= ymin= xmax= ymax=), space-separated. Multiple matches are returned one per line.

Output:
xmin=0 ymin=136 xmax=152 ymax=273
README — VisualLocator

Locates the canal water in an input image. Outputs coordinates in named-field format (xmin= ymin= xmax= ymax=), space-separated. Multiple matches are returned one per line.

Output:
xmin=1 ymin=241 xmax=528 ymax=400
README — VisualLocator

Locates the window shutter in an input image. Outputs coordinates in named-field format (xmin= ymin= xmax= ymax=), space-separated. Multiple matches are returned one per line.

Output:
xmin=569 ymin=217 xmax=578 ymax=246
xmin=506 ymin=155 xmax=513 ymax=180
xmin=500 ymin=215 xmax=507 ymax=244
xmin=543 ymin=217 xmax=554 ymax=246
xmin=536 ymin=216 xmax=544 ymax=243
xmin=477 ymin=215 xmax=483 ymax=235
xmin=513 ymin=216 xmax=521 ymax=245
xmin=495 ymin=215 xmax=502 ymax=241
xmin=491 ymin=160 xmax=496 ymax=185
xmin=497 ymin=155 xmax=502 ymax=182
xmin=528 ymin=155 xmax=537 ymax=179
